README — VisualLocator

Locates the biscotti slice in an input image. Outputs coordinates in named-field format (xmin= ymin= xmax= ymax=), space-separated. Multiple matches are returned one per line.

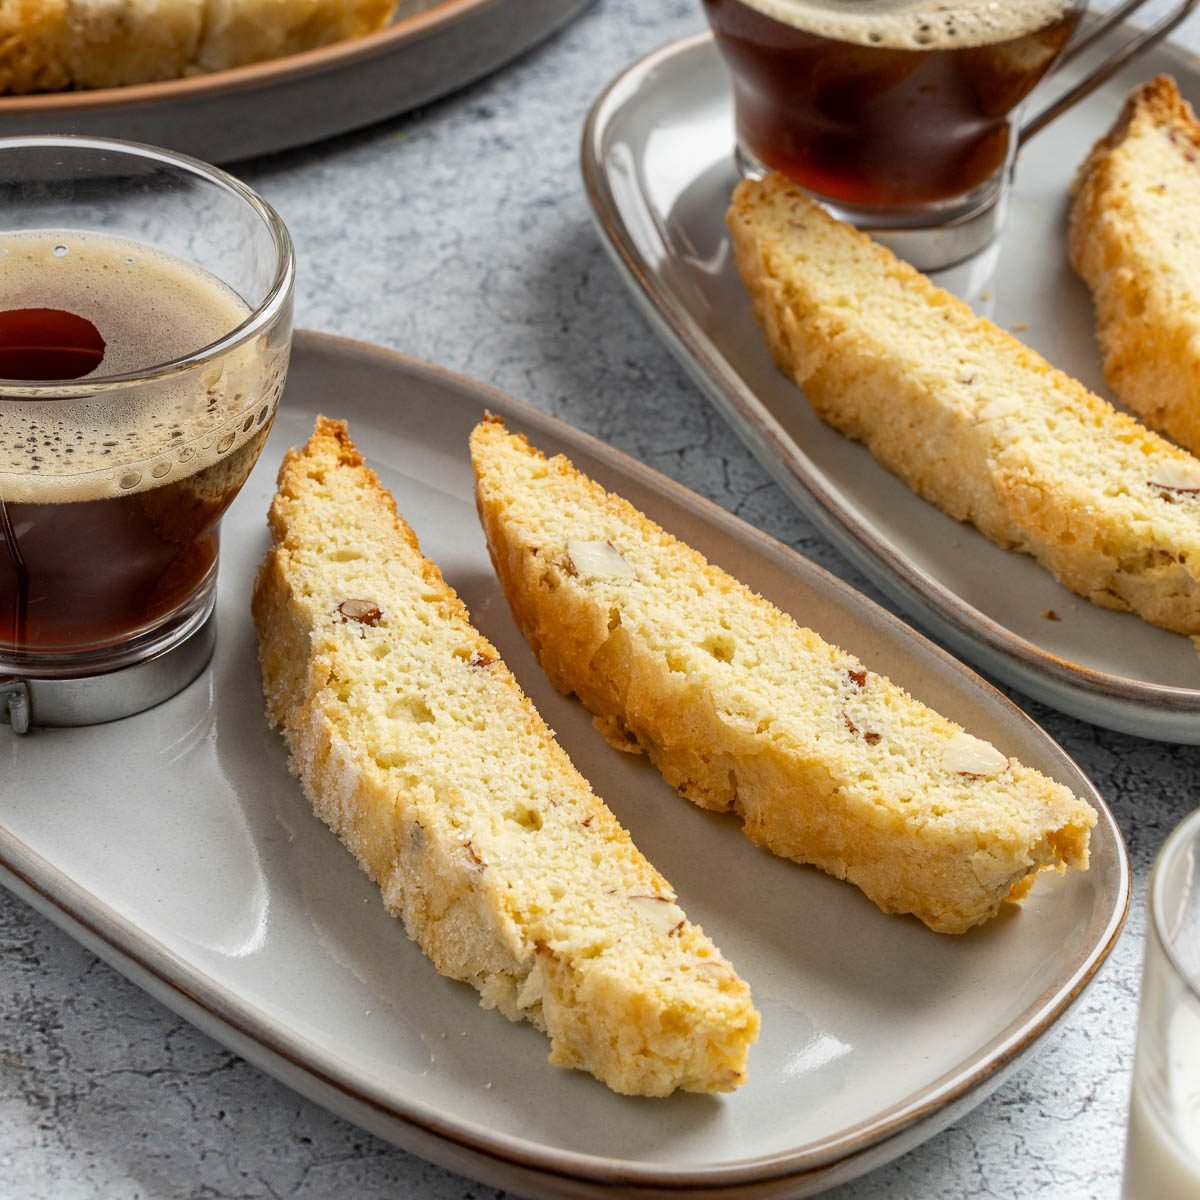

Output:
xmin=0 ymin=0 xmax=394 ymax=94
xmin=194 ymin=0 xmax=394 ymax=76
xmin=252 ymin=418 xmax=758 ymax=1097
xmin=727 ymin=173 xmax=1200 ymax=636
xmin=0 ymin=0 xmax=202 ymax=93
xmin=470 ymin=418 xmax=1098 ymax=936
xmin=1071 ymin=75 xmax=1200 ymax=457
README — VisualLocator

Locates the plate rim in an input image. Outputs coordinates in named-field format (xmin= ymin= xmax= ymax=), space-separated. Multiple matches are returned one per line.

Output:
xmin=579 ymin=29 xmax=1200 ymax=737
xmin=0 ymin=329 xmax=1130 ymax=1195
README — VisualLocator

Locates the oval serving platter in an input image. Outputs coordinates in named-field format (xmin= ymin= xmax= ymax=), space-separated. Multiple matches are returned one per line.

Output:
xmin=0 ymin=331 xmax=1127 ymax=1198
xmin=581 ymin=29 xmax=1200 ymax=743
xmin=0 ymin=0 xmax=591 ymax=164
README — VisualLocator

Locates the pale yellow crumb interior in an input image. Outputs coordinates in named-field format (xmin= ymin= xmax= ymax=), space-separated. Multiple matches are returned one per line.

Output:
xmin=472 ymin=419 xmax=1098 ymax=935
xmin=253 ymin=419 xmax=759 ymax=1097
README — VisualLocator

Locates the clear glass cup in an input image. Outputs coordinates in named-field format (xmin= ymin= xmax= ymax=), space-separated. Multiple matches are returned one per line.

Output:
xmin=0 ymin=136 xmax=295 ymax=730
xmin=702 ymin=0 xmax=1200 ymax=270
xmin=1123 ymin=807 xmax=1200 ymax=1199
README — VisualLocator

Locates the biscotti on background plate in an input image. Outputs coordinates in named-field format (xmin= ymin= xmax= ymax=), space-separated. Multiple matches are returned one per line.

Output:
xmin=0 ymin=0 xmax=395 ymax=94
xmin=727 ymin=172 xmax=1200 ymax=637
xmin=470 ymin=417 xmax=1098 ymax=936
xmin=251 ymin=417 xmax=759 ymax=1097
xmin=1071 ymin=74 xmax=1200 ymax=458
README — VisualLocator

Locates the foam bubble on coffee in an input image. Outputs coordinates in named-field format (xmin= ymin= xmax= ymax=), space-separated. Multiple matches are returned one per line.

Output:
xmin=0 ymin=231 xmax=281 ymax=503
xmin=735 ymin=0 xmax=1078 ymax=50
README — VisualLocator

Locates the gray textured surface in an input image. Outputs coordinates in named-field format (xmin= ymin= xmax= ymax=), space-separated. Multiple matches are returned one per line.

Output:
xmin=3 ymin=1 xmax=1200 ymax=1196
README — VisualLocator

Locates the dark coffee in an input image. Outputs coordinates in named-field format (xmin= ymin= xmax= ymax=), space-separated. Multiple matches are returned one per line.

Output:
xmin=0 ymin=232 xmax=276 ymax=665
xmin=704 ymin=0 xmax=1083 ymax=207
xmin=0 ymin=434 xmax=265 ymax=655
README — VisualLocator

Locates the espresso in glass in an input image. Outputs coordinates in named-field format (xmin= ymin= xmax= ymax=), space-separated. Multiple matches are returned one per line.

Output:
xmin=0 ymin=230 xmax=283 ymax=673
xmin=703 ymin=0 xmax=1084 ymax=207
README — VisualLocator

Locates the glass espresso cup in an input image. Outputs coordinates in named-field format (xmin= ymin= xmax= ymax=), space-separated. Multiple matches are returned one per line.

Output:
xmin=1123 ymin=807 xmax=1200 ymax=1198
xmin=703 ymin=0 xmax=1198 ymax=269
xmin=0 ymin=137 xmax=295 ymax=731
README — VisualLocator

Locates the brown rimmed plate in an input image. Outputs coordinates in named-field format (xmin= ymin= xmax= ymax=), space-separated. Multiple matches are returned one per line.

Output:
xmin=0 ymin=331 xmax=1127 ymax=1197
xmin=0 ymin=0 xmax=591 ymax=163
xmin=581 ymin=30 xmax=1200 ymax=743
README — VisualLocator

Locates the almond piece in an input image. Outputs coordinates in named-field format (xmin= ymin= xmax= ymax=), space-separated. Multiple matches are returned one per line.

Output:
xmin=628 ymin=894 xmax=687 ymax=936
xmin=1149 ymin=460 xmax=1200 ymax=495
xmin=976 ymin=395 xmax=1023 ymax=421
xmin=565 ymin=539 xmax=637 ymax=580
xmin=338 ymin=599 xmax=383 ymax=625
xmin=942 ymin=731 xmax=1009 ymax=778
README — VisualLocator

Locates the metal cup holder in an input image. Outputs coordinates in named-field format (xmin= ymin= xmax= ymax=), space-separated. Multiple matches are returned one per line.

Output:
xmin=1023 ymin=0 xmax=1200 ymax=140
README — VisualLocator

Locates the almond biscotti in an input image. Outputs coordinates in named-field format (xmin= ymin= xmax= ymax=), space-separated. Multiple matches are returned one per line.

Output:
xmin=252 ymin=418 xmax=758 ymax=1097
xmin=728 ymin=173 xmax=1200 ymax=636
xmin=470 ymin=417 xmax=1098 ymax=936
xmin=1071 ymin=75 xmax=1200 ymax=457
xmin=0 ymin=0 xmax=394 ymax=94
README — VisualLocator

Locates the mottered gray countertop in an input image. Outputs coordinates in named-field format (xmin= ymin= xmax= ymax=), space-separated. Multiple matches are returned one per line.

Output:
xmin=4 ymin=1 xmax=1200 ymax=1196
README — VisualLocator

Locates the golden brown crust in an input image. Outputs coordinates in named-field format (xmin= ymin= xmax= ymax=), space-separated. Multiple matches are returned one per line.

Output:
xmin=1070 ymin=75 xmax=1200 ymax=457
xmin=470 ymin=418 xmax=1098 ymax=936
xmin=0 ymin=0 xmax=394 ymax=95
xmin=0 ymin=1 xmax=71 ymax=94
xmin=253 ymin=417 xmax=759 ymax=1096
xmin=728 ymin=172 xmax=1200 ymax=635
xmin=1071 ymin=75 xmax=1200 ymax=196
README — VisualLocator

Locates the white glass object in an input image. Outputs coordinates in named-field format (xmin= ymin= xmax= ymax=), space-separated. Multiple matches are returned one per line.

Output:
xmin=1124 ymin=807 xmax=1200 ymax=1199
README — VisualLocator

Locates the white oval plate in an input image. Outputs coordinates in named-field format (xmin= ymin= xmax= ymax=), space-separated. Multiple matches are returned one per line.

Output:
xmin=0 ymin=332 xmax=1127 ymax=1198
xmin=581 ymin=30 xmax=1200 ymax=743
xmin=0 ymin=0 xmax=590 ymax=164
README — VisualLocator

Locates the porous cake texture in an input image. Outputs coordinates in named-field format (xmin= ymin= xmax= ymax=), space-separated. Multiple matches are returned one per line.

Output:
xmin=252 ymin=418 xmax=758 ymax=1097
xmin=727 ymin=173 xmax=1200 ymax=636
xmin=0 ymin=0 xmax=394 ymax=93
xmin=1071 ymin=75 xmax=1200 ymax=457
xmin=470 ymin=417 xmax=1097 ymax=936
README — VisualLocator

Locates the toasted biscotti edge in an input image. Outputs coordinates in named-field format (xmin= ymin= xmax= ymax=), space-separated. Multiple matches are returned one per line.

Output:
xmin=252 ymin=417 xmax=759 ymax=1096
xmin=727 ymin=172 xmax=1200 ymax=635
xmin=725 ymin=175 xmax=1030 ymax=550
xmin=0 ymin=0 xmax=395 ymax=94
xmin=470 ymin=417 xmax=1098 ymax=936
xmin=0 ymin=0 xmax=72 ymax=94
xmin=194 ymin=0 xmax=395 ymax=74
xmin=1070 ymin=74 xmax=1200 ymax=456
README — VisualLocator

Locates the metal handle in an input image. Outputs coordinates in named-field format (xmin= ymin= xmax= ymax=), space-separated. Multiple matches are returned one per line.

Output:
xmin=1022 ymin=0 xmax=1200 ymax=142
xmin=0 ymin=610 xmax=216 ymax=734
xmin=1 ymin=678 xmax=30 ymax=734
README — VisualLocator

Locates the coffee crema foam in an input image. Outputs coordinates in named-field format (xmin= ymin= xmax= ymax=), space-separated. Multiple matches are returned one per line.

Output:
xmin=0 ymin=231 xmax=281 ymax=503
xmin=734 ymin=0 xmax=1078 ymax=49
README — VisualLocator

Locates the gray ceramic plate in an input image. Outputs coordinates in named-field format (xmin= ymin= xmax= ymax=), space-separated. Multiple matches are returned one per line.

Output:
xmin=582 ymin=30 xmax=1200 ymax=744
xmin=0 ymin=331 xmax=1128 ymax=1198
xmin=0 ymin=0 xmax=590 ymax=163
